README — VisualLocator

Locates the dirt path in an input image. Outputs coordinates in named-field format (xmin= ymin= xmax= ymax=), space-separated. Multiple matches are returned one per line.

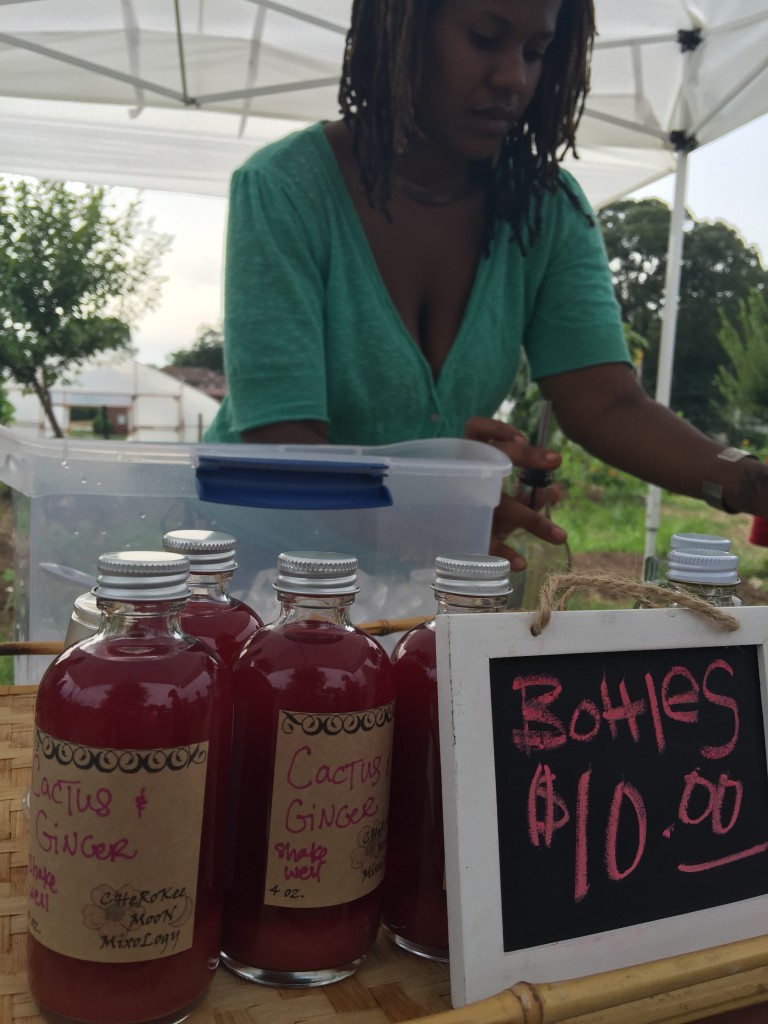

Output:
xmin=573 ymin=549 xmax=768 ymax=606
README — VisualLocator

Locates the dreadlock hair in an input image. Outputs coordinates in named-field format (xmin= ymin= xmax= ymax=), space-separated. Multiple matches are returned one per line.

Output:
xmin=338 ymin=0 xmax=596 ymax=251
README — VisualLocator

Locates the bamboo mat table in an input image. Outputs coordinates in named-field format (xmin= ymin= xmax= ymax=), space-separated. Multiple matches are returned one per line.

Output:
xmin=2 ymin=684 xmax=768 ymax=1024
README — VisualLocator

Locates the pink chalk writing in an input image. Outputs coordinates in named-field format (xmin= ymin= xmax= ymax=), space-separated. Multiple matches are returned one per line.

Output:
xmin=527 ymin=762 xmax=569 ymax=849
xmin=574 ymin=769 xmax=591 ymax=902
xmin=512 ymin=660 xmax=739 ymax=759
xmin=518 ymin=655 xmax=765 ymax=905
xmin=678 ymin=769 xmax=742 ymax=834
xmin=605 ymin=781 xmax=646 ymax=882
xmin=678 ymin=842 xmax=768 ymax=873
xmin=525 ymin=758 xmax=754 ymax=902
xmin=700 ymin=661 xmax=739 ymax=758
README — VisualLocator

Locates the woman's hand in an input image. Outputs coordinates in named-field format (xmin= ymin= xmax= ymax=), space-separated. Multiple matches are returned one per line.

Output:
xmin=464 ymin=417 xmax=568 ymax=568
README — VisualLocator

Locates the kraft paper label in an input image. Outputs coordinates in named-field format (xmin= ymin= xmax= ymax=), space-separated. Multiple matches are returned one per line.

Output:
xmin=27 ymin=727 xmax=208 ymax=963
xmin=264 ymin=703 xmax=394 ymax=909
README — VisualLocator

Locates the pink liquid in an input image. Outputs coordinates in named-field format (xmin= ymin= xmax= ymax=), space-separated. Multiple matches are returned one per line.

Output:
xmin=179 ymin=596 xmax=262 ymax=670
xmin=28 ymin=616 xmax=232 ymax=1024
xmin=383 ymin=623 xmax=448 ymax=956
xmin=223 ymin=619 xmax=393 ymax=974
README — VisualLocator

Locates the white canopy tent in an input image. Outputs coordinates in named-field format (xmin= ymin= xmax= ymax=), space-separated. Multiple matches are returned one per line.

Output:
xmin=1 ymin=2 xmax=766 ymax=202
xmin=2 ymin=0 xmax=768 ymax=560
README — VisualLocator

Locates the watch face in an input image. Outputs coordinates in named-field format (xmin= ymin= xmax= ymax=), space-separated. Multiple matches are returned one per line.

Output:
xmin=701 ymin=480 xmax=724 ymax=510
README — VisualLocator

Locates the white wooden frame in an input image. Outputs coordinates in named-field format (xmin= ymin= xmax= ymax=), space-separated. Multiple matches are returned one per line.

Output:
xmin=435 ymin=605 xmax=768 ymax=1007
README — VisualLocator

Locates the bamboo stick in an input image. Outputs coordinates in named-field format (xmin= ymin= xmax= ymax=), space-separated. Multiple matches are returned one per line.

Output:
xmin=0 ymin=616 xmax=429 ymax=660
xmin=357 ymin=615 xmax=432 ymax=636
xmin=555 ymin=964 xmax=768 ymax=1023
xmin=0 ymin=640 xmax=64 ymax=656
xmin=412 ymin=935 xmax=768 ymax=1024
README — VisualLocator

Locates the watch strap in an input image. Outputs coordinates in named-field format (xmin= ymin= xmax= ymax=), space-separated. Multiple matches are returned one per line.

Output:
xmin=701 ymin=447 xmax=759 ymax=513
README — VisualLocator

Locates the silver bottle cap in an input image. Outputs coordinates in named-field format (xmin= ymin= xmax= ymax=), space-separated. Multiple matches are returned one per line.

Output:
xmin=64 ymin=591 xmax=103 ymax=646
xmin=669 ymin=533 xmax=731 ymax=553
xmin=163 ymin=529 xmax=237 ymax=573
xmin=667 ymin=549 xmax=740 ymax=586
xmin=274 ymin=551 xmax=360 ymax=595
xmin=433 ymin=553 xmax=512 ymax=597
xmin=95 ymin=551 xmax=191 ymax=601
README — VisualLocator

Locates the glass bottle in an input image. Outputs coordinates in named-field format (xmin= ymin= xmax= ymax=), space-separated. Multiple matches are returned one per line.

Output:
xmin=222 ymin=551 xmax=394 ymax=987
xmin=644 ymin=533 xmax=731 ymax=585
xmin=664 ymin=547 xmax=744 ymax=608
xmin=382 ymin=554 xmax=511 ymax=962
xmin=506 ymin=465 xmax=571 ymax=609
xmin=27 ymin=550 xmax=232 ymax=1024
xmin=162 ymin=529 xmax=263 ymax=669
xmin=506 ymin=401 xmax=570 ymax=610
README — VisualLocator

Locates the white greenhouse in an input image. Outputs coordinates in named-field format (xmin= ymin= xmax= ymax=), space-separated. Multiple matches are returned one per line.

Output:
xmin=6 ymin=354 xmax=221 ymax=443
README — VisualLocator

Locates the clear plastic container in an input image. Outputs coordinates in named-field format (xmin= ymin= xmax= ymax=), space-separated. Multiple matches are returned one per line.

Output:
xmin=0 ymin=429 xmax=510 ymax=683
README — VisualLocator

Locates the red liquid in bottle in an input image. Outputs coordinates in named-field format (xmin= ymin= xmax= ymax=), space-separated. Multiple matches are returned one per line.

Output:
xmin=382 ymin=554 xmax=511 ymax=963
xmin=223 ymin=615 xmax=393 ymax=984
xmin=28 ymin=609 xmax=232 ymax=1024
xmin=180 ymin=595 xmax=262 ymax=669
xmin=383 ymin=622 xmax=448 ymax=958
xmin=162 ymin=531 xmax=263 ymax=670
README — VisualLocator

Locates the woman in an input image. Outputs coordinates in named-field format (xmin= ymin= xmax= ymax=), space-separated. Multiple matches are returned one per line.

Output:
xmin=205 ymin=0 xmax=768 ymax=565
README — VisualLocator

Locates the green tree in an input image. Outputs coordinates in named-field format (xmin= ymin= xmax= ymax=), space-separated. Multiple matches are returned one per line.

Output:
xmin=598 ymin=198 xmax=768 ymax=436
xmin=715 ymin=290 xmax=768 ymax=445
xmin=0 ymin=384 xmax=12 ymax=427
xmin=168 ymin=324 xmax=224 ymax=372
xmin=0 ymin=178 xmax=171 ymax=437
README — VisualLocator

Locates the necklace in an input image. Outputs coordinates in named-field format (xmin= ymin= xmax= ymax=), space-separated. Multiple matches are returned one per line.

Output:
xmin=390 ymin=172 xmax=481 ymax=206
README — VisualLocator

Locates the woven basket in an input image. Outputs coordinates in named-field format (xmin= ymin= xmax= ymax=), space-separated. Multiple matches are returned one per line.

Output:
xmin=2 ymin=683 xmax=768 ymax=1024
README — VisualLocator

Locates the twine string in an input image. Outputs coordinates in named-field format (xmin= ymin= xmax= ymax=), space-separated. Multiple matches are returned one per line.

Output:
xmin=529 ymin=572 xmax=741 ymax=637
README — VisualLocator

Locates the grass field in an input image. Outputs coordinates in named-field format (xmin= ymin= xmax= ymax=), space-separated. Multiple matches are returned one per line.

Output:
xmin=557 ymin=489 xmax=768 ymax=609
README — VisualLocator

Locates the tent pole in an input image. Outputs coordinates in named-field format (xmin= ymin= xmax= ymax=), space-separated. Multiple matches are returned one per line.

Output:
xmin=642 ymin=145 xmax=690 ymax=577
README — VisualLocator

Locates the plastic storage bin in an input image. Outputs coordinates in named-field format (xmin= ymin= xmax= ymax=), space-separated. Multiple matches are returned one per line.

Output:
xmin=0 ymin=428 xmax=511 ymax=683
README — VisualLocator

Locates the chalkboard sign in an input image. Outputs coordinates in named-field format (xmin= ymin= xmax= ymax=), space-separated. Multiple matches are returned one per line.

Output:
xmin=435 ymin=606 xmax=768 ymax=1008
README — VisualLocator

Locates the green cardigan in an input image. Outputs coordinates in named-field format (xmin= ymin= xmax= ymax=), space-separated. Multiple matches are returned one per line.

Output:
xmin=205 ymin=123 xmax=629 ymax=446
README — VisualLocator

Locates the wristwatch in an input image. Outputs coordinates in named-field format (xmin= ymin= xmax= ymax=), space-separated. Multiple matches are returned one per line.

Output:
xmin=701 ymin=447 xmax=759 ymax=513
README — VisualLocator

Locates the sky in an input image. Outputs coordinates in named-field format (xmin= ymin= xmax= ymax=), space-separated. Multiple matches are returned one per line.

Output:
xmin=129 ymin=112 xmax=768 ymax=367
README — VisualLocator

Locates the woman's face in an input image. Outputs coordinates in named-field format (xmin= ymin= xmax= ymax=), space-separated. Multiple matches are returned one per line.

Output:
xmin=415 ymin=0 xmax=562 ymax=163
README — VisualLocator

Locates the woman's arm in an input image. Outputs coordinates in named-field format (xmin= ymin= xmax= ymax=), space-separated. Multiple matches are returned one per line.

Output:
xmin=539 ymin=362 xmax=768 ymax=517
xmin=219 ymin=147 xmax=331 ymax=443
xmin=241 ymin=420 xmax=328 ymax=444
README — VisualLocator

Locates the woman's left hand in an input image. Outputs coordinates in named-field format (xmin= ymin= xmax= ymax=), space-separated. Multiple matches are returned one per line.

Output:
xmin=464 ymin=417 xmax=568 ymax=567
